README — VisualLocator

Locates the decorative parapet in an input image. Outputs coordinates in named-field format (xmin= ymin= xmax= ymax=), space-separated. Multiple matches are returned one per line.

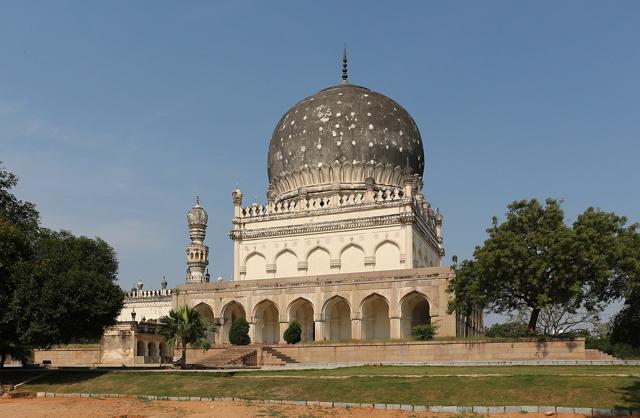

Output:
xmin=237 ymin=188 xmax=408 ymax=220
xmin=125 ymin=288 xmax=172 ymax=299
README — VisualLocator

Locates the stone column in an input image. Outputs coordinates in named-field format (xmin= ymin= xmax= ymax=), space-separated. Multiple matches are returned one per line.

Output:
xmin=330 ymin=259 xmax=341 ymax=273
xmin=351 ymin=318 xmax=362 ymax=340
xmin=364 ymin=256 xmax=375 ymax=272
xmin=314 ymin=320 xmax=324 ymax=341
xmin=249 ymin=322 xmax=255 ymax=344
xmin=390 ymin=316 xmax=401 ymax=339
xmin=279 ymin=321 xmax=288 ymax=343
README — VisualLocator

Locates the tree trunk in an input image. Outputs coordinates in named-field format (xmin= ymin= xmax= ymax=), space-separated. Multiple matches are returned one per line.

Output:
xmin=181 ymin=343 xmax=187 ymax=369
xmin=528 ymin=308 xmax=540 ymax=334
xmin=0 ymin=352 xmax=6 ymax=368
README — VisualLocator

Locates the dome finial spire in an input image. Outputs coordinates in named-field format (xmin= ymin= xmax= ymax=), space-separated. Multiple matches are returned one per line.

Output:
xmin=195 ymin=193 xmax=200 ymax=206
xmin=341 ymin=47 xmax=348 ymax=83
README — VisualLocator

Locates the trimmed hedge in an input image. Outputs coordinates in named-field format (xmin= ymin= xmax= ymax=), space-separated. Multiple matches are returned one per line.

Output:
xmin=229 ymin=317 xmax=251 ymax=345
xmin=283 ymin=321 xmax=302 ymax=344
xmin=411 ymin=323 xmax=438 ymax=341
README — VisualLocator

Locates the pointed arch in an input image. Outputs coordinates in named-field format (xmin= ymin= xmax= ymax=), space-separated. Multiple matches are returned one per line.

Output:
xmin=306 ymin=246 xmax=330 ymax=275
xmin=193 ymin=302 xmax=216 ymax=345
xmin=374 ymin=240 xmax=401 ymax=271
xmin=339 ymin=243 xmax=365 ymax=273
xmin=360 ymin=293 xmax=390 ymax=340
xmin=245 ymin=252 xmax=267 ymax=279
xmin=288 ymin=297 xmax=315 ymax=342
xmin=400 ymin=291 xmax=431 ymax=338
xmin=275 ymin=248 xmax=298 ymax=278
xmin=322 ymin=296 xmax=351 ymax=341
xmin=220 ymin=301 xmax=246 ymax=344
xmin=254 ymin=299 xmax=280 ymax=344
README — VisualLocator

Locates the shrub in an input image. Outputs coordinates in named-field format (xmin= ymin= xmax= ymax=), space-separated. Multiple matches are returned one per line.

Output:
xmin=411 ymin=323 xmax=438 ymax=341
xmin=283 ymin=320 xmax=302 ymax=344
xmin=484 ymin=321 xmax=531 ymax=338
xmin=229 ymin=317 xmax=251 ymax=345
xmin=586 ymin=336 xmax=640 ymax=359
xmin=610 ymin=294 xmax=640 ymax=348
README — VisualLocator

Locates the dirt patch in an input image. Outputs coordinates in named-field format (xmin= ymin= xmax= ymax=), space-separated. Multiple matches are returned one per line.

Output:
xmin=0 ymin=396 xmax=594 ymax=417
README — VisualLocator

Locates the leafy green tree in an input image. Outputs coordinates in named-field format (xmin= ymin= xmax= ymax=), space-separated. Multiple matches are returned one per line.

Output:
xmin=411 ymin=323 xmax=438 ymax=341
xmin=11 ymin=230 xmax=124 ymax=347
xmin=0 ymin=164 xmax=125 ymax=364
xmin=448 ymin=198 xmax=637 ymax=333
xmin=610 ymin=292 xmax=640 ymax=347
xmin=157 ymin=305 xmax=214 ymax=368
xmin=229 ymin=317 xmax=251 ymax=346
xmin=0 ymin=163 xmax=39 ymax=232
xmin=484 ymin=321 xmax=530 ymax=338
xmin=283 ymin=321 xmax=302 ymax=344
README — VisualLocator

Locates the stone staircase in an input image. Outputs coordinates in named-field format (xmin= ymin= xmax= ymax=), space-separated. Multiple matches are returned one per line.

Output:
xmin=585 ymin=349 xmax=618 ymax=361
xmin=261 ymin=346 xmax=299 ymax=366
xmin=195 ymin=346 xmax=257 ymax=367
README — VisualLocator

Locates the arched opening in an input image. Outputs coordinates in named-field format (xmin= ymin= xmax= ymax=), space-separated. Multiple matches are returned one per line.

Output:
xmin=374 ymin=241 xmax=401 ymax=271
xmin=159 ymin=342 xmax=170 ymax=358
xmin=254 ymin=300 xmax=280 ymax=344
xmin=288 ymin=298 xmax=315 ymax=342
xmin=340 ymin=244 xmax=365 ymax=273
xmin=222 ymin=301 xmax=246 ymax=344
xmin=245 ymin=252 xmax=267 ymax=280
xmin=401 ymin=291 xmax=431 ymax=338
xmin=136 ymin=340 xmax=146 ymax=357
xmin=148 ymin=341 xmax=158 ymax=359
xmin=275 ymin=249 xmax=298 ymax=278
xmin=323 ymin=296 xmax=351 ymax=341
xmin=361 ymin=293 xmax=390 ymax=340
xmin=193 ymin=302 xmax=216 ymax=345
xmin=307 ymin=247 xmax=330 ymax=276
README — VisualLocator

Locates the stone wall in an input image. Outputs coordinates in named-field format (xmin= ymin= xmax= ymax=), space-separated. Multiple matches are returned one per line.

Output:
xmin=34 ymin=348 xmax=101 ymax=366
xmin=175 ymin=267 xmax=460 ymax=345
xmin=268 ymin=339 xmax=586 ymax=364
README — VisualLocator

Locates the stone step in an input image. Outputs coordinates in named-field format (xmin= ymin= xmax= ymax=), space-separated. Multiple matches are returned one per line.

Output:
xmin=196 ymin=347 xmax=257 ymax=366
xmin=585 ymin=349 xmax=617 ymax=361
xmin=262 ymin=346 xmax=298 ymax=364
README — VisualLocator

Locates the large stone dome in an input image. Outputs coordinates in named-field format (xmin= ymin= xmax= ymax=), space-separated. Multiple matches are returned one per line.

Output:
xmin=267 ymin=83 xmax=424 ymax=201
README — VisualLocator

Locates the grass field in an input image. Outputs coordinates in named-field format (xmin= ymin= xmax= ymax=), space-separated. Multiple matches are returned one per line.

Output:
xmin=12 ymin=365 xmax=640 ymax=409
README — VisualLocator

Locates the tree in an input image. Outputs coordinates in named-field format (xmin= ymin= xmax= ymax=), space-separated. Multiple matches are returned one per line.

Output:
xmin=448 ymin=198 xmax=636 ymax=333
xmin=157 ymin=305 xmax=213 ymax=368
xmin=283 ymin=321 xmax=302 ymax=344
xmin=610 ymin=292 xmax=640 ymax=347
xmin=536 ymin=304 xmax=600 ymax=337
xmin=484 ymin=321 xmax=530 ymax=338
xmin=0 ymin=163 xmax=125 ymax=365
xmin=11 ymin=230 xmax=124 ymax=347
xmin=229 ymin=317 xmax=251 ymax=345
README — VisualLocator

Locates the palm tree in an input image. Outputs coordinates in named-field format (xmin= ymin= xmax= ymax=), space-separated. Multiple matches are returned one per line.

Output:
xmin=157 ymin=305 xmax=214 ymax=369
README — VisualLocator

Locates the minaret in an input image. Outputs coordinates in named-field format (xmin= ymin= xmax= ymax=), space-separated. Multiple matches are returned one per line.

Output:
xmin=186 ymin=194 xmax=209 ymax=284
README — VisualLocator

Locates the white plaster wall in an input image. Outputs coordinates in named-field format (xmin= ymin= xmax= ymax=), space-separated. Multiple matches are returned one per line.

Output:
xmin=239 ymin=225 xmax=407 ymax=280
xmin=117 ymin=299 xmax=172 ymax=322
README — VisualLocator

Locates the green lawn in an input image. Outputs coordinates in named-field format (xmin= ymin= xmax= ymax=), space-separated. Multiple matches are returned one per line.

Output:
xmin=234 ymin=364 xmax=640 ymax=377
xmin=15 ymin=366 xmax=640 ymax=409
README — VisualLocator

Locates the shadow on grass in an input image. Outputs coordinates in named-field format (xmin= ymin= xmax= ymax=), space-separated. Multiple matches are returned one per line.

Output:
xmin=22 ymin=370 xmax=109 ymax=387
xmin=616 ymin=378 xmax=640 ymax=410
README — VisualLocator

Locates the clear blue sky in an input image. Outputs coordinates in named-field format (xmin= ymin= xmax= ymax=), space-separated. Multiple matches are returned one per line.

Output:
xmin=1 ymin=2 xmax=639 ymax=301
